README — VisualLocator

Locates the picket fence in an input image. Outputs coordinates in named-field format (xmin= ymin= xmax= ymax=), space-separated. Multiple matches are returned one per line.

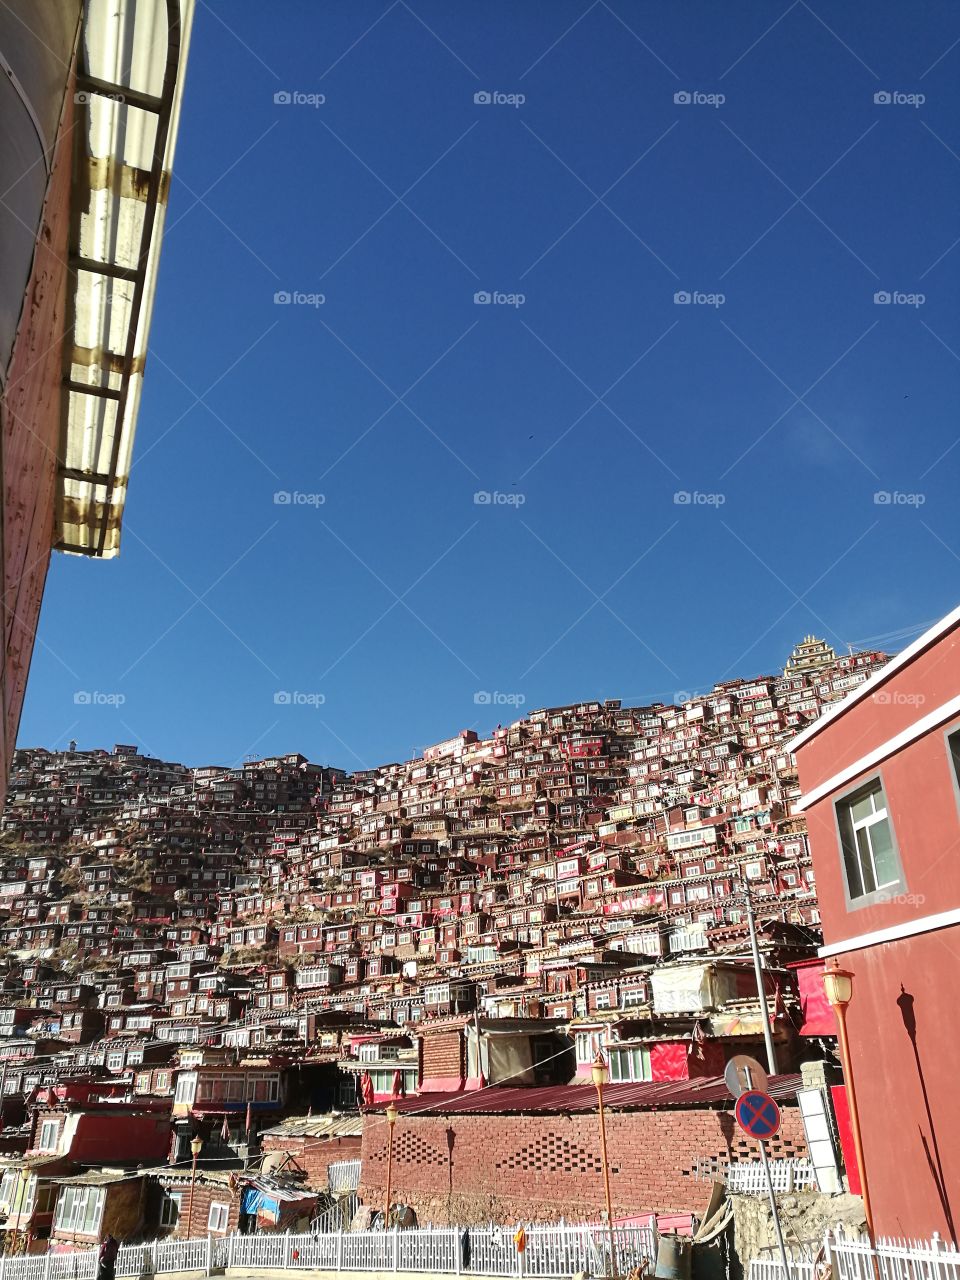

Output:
xmin=0 ymin=1222 xmax=657 ymax=1280
xmin=726 ymin=1161 xmax=817 ymax=1194
xmin=749 ymin=1233 xmax=960 ymax=1280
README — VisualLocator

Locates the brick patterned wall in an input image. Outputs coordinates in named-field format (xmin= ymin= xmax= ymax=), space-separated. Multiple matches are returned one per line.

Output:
xmin=420 ymin=1031 xmax=464 ymax=1083
xmin=359 ymin=1106 xmax=808 ymax=1223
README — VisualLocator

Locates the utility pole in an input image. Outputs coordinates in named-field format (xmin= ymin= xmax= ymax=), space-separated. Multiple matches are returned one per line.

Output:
xmin=744 ymin=884 xmax=779 ymax=1074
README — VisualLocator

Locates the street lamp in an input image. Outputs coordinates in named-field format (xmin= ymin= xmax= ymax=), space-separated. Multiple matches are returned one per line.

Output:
xmin=591 ymin=1053 xmax=618 ymax=1278
xmin=186 ymin=1136 xmax=203 ymax=1237
xmin=823 ymin=961 xmax=874 ymax=1242
xmin=384 ymin=1103 xmax=398 ymax=1231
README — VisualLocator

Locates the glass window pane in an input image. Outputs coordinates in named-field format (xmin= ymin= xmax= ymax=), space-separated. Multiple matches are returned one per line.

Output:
xmin=850 ymin=792 xmax=876 ymax=824
xmin=855 ymin=828 xmax=876 ymax=894
xmin=869 ymin=818 xmax=898 ymax=887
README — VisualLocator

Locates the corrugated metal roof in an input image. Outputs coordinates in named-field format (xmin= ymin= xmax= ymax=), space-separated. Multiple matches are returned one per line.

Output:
xmin=376 ymin=1074 xmax=802 ymax=1116
xmin=260 ymin=1114 xmax=364 ymax=1139
xmin=57 ymin=0 xmax=195 ymax=557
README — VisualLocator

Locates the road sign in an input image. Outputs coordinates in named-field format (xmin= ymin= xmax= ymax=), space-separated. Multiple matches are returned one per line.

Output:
xmin=725 ymin=1054 xmax=768 ymax=1098
xmin=735 ymin=1089 xmax=781 ymax=1140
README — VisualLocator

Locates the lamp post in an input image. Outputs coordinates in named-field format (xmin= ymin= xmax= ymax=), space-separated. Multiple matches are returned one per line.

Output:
xmin=186 ymin=1136 xmax=203 ymax=1237
xmin=384 ymin=1103 xmax=398 ymax=1231
xmin=591 ymin=1053 xmax=618 ymax=1279
xmin=823 ymin=961 xmax=874 ymax=1241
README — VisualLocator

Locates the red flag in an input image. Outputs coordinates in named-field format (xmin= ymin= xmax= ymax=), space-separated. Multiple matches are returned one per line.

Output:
xmin=221 ymin=1114 xmax=230 ymax=1143
xmin=391 ymin=1070 xmax=405 ymax=1098
xmin=244 ymin=1101 xmax=252 ymax=1135
xmin=360 ymin=1072 xmax=374 ymax=1107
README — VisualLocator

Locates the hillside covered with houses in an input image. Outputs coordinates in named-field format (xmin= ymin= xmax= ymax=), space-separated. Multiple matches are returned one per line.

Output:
xmin=0 ymin=636 xmax=886 ymax=1244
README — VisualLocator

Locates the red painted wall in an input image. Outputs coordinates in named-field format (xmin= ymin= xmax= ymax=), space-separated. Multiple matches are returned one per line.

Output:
xmin=1 ymin=72 xmax=76 ymax=796
xmin=358 ymin=1106 xmax=809 ymax=1224
xmin=69 ymin=1112 xmax=172 ymax=1164
xmin=795 ymin=620 xmax=960 ymax=1238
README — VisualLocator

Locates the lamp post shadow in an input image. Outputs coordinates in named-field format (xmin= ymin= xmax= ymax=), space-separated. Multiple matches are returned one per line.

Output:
xmin=896 ymin=984 xmax=957 ymax=1244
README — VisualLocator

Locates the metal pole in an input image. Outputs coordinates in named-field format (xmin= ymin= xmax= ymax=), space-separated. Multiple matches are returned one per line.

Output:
xmin=595 ymin=1083 xmax=618 ymax=1278
xmin=187 ymin=1150 xmax=198 ymax=1238
xmin=758 ymin=1139 xmax=792 ymax=1280
xmin=744 ymin=886 xmax=779 ymax=1074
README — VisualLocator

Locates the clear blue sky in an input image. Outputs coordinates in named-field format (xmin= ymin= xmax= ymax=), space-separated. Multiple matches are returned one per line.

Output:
xmin=22 ymin=0 xmax=960 ymax=771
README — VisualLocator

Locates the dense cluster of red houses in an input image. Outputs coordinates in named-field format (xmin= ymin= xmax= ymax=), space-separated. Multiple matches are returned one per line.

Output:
xmin=0 ymin=636 xmax=888 ymax=1246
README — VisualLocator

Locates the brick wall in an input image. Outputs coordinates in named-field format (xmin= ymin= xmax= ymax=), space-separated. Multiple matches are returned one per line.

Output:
xmin=359 ymin=1106 xmax=808 ymax=1224
xmin=261 ymin=1134 xmax=361 ymax=1189
xmin=420 ymin=1031 xmax=464 ymax=1084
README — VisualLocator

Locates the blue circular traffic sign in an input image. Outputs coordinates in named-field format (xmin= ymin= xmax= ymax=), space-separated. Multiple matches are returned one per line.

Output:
xmin=735 ymin=1089 xmax=781 ymax=1140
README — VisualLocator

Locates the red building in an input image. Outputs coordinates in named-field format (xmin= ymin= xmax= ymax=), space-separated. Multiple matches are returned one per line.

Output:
xmin=0 ymin=0 xmax=193 ymax=805
xmin=790 ymin=605 xmax=960 ymax=1239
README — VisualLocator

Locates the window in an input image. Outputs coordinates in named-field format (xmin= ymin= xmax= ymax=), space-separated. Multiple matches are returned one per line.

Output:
xmin=574 ymin=1030 xmax=603 ymax=1064
xmin=948 ymin=727 xmax=960 ymax=808
xmin=54 ymin=1186 xmax=104 ymax=1236
xmin=208 ymin=1202 xmax=230 ymax=1232
xmin=836 ymin=778 xmax=902 ymax=903
xmin=609 ymin=1045 xmax=651 ymax=1083
xmin=174 ymin=1073 xmax=197 ymax=1104
xmin=160 ymin=1191 xmax=182 ymax=1228
xmin=38 ymin=1120 xmax=59 ymax=1152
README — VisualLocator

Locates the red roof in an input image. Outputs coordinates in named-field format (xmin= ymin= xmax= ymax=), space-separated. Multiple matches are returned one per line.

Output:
xmin=377 ymin=1073 xmax=803 ymax=1116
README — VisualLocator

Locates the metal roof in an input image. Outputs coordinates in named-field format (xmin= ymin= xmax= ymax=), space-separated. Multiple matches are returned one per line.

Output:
xmin=260 ymin=1114 xmax=364 ymax=1139
xmin=57 ymin=0 xmax=195 ymax=557
xmin=375 ymin=1074 xmax=803 ymax=1116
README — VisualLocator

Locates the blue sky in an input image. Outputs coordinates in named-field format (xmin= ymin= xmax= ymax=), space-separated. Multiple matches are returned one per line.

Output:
xmin=22 ymin=0 xmax=960 ymax=771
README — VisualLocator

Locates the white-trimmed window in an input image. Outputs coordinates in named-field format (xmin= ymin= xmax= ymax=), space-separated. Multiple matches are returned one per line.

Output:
xmin=609 ymin=1045 xmax=651 ymax=1083
xmin=574 ymin=1030 xmax=603 ymax=1064
xmin=836 ymin=778 xmax=902 ymax=902
xmin=38 ymin=1120 xmax=59 ymax=1152
xmin=208 ymin=1202 xmax=230 ymax=1232
xmin=160 ymin=1191 xmax=182 ymax=1228
xmin=947 ymin=727 xmax=960 ymax=804
xmin=53 ymin=1185 xmax=105 ymax=1236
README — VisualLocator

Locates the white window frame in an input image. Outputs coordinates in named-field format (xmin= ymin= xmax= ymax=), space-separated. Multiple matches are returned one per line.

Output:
xmin=834 ymin=775 xmax=904 ymax=907
xmin=208 ymin=1201 xmax=230 ymax=1232
xmin=160 ymin=1191 xmax=182 ymax=1228
xmin=38 ymin=1120 xmax=59 ymax=1152
xmin=53 ymin=1185 xmax=105 ymax=1236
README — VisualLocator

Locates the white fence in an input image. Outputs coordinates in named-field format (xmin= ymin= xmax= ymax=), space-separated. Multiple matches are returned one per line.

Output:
xmin=328 ymin=1160 xmax=362 ymax=1193
xmin=749 ymin=1234 xmax=960 ymax=1280
xmin=1 ymin=1223 xmax=655 ymax=1280
xmin=0 ymin=1237 xmax=213 ymax=1280
xmin=726 ymin=1160 xmax=817 ymax=1193
xmin=222 ymin=1222 xmax=657 ymax=1276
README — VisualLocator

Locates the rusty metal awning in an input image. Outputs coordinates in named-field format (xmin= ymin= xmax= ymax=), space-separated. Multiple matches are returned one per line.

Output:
xmin=57 ymin=0 xmax=195 ymax=558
